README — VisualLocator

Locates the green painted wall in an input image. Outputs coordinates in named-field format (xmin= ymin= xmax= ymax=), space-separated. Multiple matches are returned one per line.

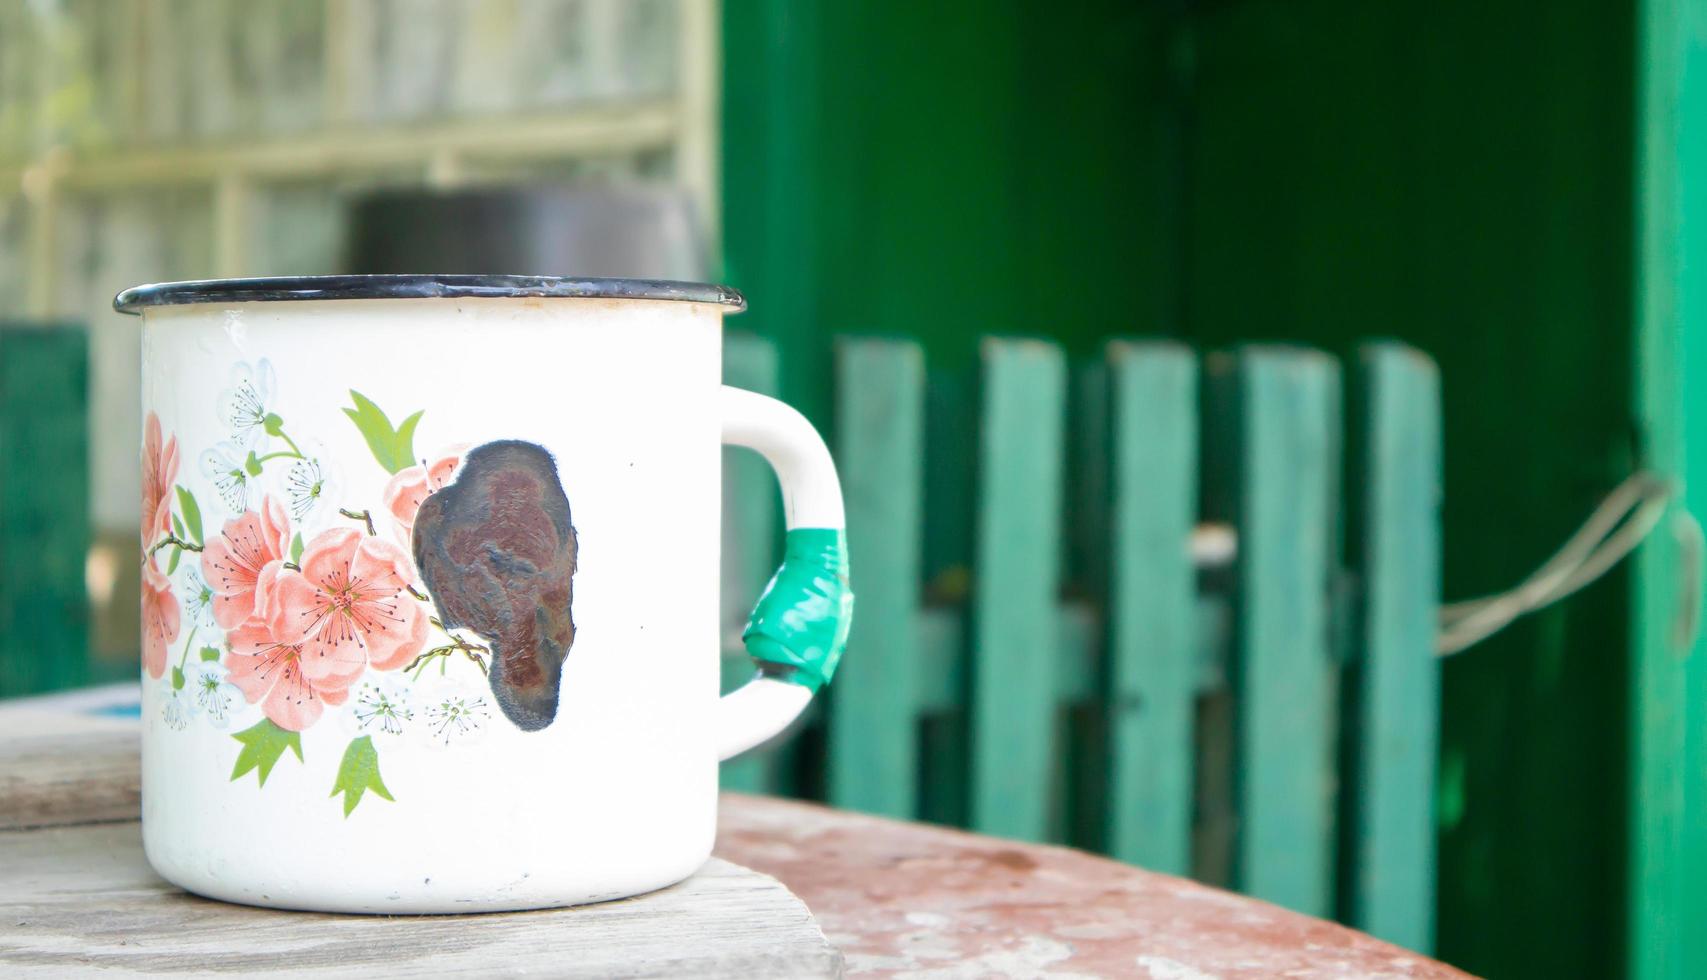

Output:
xmin=1673 ymin=0 xmax=1707 ymax=965
xmin=722 ymin=2 xmax=1647 ymax=976
xmin=1631 ymin=1 xmax=1707 ymax=977
xmin=721 ymin=0 xmax=1167 ymax=422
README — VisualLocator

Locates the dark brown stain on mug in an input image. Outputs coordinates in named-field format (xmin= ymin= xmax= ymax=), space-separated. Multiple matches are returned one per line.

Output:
xmin=412 ymin=440 xmax=578 ymax=731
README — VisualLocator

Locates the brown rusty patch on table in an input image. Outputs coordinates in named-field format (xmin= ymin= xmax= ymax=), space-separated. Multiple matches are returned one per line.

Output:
xmin=715 ymin=793 xmax=1477 ymax=979
xmin=978 ymin=848 xmax=1039 ymax=873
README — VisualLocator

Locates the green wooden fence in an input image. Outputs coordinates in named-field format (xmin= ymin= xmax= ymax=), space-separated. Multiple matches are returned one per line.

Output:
xmin=721 ymin=333 xmax=1442 ymax=954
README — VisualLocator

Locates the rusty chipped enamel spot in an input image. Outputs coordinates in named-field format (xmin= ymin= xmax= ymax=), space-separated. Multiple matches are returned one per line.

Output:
xmin=412 ymin=440 xmax=578 ymax=732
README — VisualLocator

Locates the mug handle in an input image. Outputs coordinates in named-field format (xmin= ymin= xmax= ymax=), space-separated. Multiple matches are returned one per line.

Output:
xmin=716 ymin=385 xmax=854 ymax=759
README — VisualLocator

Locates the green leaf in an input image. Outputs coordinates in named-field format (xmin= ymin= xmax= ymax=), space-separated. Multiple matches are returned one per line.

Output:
xmin=330 ymin=735 xmax=394 ymax=817
xmin=263 ymin=412 xmax=285 ymax=436
xmin=171 ymin=513 xmax=185 ymax=538
xmin=290 ymin=533 xmax=304 ymax=564
xmin=230 ymin=719 xmax=304 ymax=787
xmin=171 ymin=665 xmax=185 ymax=690
xmin=343 ymin=390 xmax=421 ymax=475
xmin=393 ymin=410 xmax=424 ymax=469
xmin=165 ymin=544 xmax=181 ymax=575
xmin=175 ymin=485 xmax=203 ymax=544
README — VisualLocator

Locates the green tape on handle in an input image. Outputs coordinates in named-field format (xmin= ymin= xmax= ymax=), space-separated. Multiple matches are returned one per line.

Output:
xmin=742 ymin=528 xmax=853 ymax=693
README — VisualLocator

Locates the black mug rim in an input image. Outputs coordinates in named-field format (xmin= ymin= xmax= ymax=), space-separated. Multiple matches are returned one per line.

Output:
xmin=113 ymin=274 xmax=746 ymax=315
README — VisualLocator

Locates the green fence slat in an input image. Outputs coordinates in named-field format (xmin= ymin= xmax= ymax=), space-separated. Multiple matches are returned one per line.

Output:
xmin=923 ymin=603 xmax=1097 ymax=711
xmin=1348 ymin=343 xmax=1441 ymax=951
xmin=720 ymin=333 xmax=787 ymax=794
xmin=0 ymin=325 xmax=90 ymax=697
xmin=831 ymin=338 xmax=925 ymax=817
xmin=970 ymin=338 xmax=1066 ymax=841
xmin=1230 ymin=345 xmax=1341 ymax=916
xmin=1104 ymin=340 xmax=1199 ymax=874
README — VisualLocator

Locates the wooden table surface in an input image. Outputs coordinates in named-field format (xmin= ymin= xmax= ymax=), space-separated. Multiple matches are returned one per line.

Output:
xmin=719 ymin=795 xmax=1472 ymax=979
xmin=1 ymin=694 xmax=1473 ymax=978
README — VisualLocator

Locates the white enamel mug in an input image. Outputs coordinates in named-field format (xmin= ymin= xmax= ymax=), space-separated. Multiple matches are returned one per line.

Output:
xmin=116 ymin=276 xmax=852 ymax=913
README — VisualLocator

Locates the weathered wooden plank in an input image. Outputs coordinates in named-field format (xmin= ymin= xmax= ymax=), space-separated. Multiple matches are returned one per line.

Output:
xmin=1104 ymin=341 xmax=1199 ymax=875
xmin=0 ymin=699 xmax=1471 ymax=979
xmin=0 ymin=326 xmax=90 ymax=698
xmin=1229 ymin=346 xmax=1341 ymax=916
xmin=970 ymin=339 xmax=1066 ymax=841
xmin=1347 ymin=343 xmax=1440 ymax=951
xmin=0 ymin=708 xmax=139 ymax=831
xmin=829 ymin=338 xmax=925 ymax=818
xmin=720 ymin=333 xmax=789 ymax=794
xmin=0 ymin=825 xmax=841 ymax=978
xmin=0 ymin=702 xmax=842 ymax=977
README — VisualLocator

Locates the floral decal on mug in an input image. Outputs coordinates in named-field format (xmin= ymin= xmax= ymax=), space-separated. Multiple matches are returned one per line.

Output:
xmin=141 ymin=362 xmax=576 ymax=816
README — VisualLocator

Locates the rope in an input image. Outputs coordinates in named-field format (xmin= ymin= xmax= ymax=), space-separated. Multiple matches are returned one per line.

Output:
xmin=1435 ymin=471 xmax=1673 ymax=656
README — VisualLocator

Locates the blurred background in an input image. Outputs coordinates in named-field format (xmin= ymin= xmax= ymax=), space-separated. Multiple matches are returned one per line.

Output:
xmin=1 ymin=2 xmax=1704 ymax=978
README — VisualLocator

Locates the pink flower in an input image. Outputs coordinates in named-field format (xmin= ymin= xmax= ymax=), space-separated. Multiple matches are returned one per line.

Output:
xmin=201 ymin=496 xmax=292 ymax=630
xmin=225 ymin=620 xmax=351 ymax=731
xmin=263 ymin=527 xmax=429 ymax=683
xmin=383 ymin=447 xmax=466 ymax=543
xmin=141 ymin=560 xmax=179 ymax=679
xmin=141 ymin=412 xmax=179 ymax=548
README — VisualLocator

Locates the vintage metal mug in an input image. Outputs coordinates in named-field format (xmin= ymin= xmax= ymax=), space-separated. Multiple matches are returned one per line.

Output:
xmin=115 ymin=276 xmax=852 ymax=913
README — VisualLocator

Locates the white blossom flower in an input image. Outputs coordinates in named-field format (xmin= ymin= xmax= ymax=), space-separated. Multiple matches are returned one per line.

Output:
xmin=200 ymin=441 xmax=252 ymax=513
xmin=178 ymin=566 xmax=217 ymax=630
xmin=190 ymin=660 xmax=243 ymax=729
xmin=219 ymin=359 xmax=277 ymax=447
xmin=161 ymin=683 xmax=193 ymax=731
xmin=343 ymin=675 xmax=414 ymax=738
xmin=283 ymin=455 xmax=340 ymax=524
xmin=415 ymin=677 xmax=493 ymax=749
